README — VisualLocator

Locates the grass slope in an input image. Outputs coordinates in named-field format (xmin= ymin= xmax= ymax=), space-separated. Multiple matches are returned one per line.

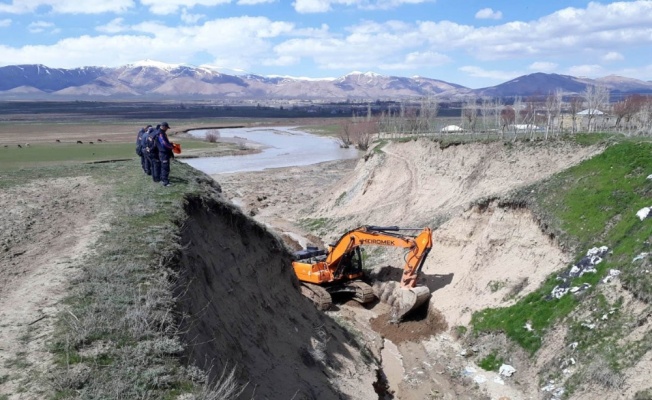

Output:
xmin=472 ymin=140 xmax=652 ymax=355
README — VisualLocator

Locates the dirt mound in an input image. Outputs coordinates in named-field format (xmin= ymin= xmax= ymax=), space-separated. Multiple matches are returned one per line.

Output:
xmin=315 ymin=139 xmax=603 ymax=232
xmin=370 ymin=306 xmax=448 ymax=344
xmin=174 ymin=194 xmax=376 ymax=399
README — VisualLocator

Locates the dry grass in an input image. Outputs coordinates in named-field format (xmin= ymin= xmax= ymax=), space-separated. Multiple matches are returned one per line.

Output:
xmin=33 ymin=161 xmax=243 ymax=399
xmin=195 ymin=364 xmax=247 ymax=400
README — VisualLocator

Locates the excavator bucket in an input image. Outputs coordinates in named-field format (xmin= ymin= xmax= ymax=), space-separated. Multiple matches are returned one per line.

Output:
xmin=390 ymin=286 xmax=431 ymax=323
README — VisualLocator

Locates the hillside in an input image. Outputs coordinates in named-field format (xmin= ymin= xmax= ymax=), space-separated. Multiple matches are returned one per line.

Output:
xmin=3 ymin=128 xmax=652 ymax=399
xmin=216 ymin=136 xmax=652 ymax=399
xmin=0 ymin=161 xmax=376 ymax=399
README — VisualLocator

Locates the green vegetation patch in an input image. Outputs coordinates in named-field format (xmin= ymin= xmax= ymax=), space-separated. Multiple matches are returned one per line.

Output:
xmin=472 ymin=141 xmax=652 ymax=354
xmin=478 ymin=352 xmax=504 ymax=371
xmin=0 ymin=138 xmax=219 ymax=172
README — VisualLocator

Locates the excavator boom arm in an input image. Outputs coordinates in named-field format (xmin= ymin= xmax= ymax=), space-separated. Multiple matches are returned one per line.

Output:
xmin=326 ymin=226 xmax=432 ymax=287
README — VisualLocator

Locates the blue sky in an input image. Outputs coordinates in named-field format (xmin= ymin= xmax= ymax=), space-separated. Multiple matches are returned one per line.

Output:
xmin=0 ymin=0 xmax=651 ymax=88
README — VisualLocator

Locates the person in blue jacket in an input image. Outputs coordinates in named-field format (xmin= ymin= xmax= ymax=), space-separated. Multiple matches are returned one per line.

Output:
xmin=156 ymin=122 xmax=175 ymax=187
xmin=137 ymin=125 xmax=153 ymax=175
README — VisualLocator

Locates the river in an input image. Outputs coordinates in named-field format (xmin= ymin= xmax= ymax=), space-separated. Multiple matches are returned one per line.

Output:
xmin=181 ymin=126 xmax=360 ymax=174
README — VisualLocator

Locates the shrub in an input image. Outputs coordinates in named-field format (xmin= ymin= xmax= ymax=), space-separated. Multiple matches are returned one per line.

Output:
xmin=205 ymin=130 xmax=220 ymax=143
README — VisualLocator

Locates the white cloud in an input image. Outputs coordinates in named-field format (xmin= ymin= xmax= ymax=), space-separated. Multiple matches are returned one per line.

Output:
xmin=272 ymin=20 xmax=428 ymax=70
xmin=96 ymin=18 xmax=129 ymax=34
xmin=262 ymin=55 xmax=299 ymax=66
xmin=292 ymin=0 xmax=431 ymax=13
xmin=415 ymin=1 xmax=652 ymax=61
xmin=567 ymin=64 xmax=604 ymax=77
xmin=28 ymin=21 xmax=55 ymax=33
xmin=0 ymin=0 xmax=134 ymax=14
xmin=0 ymin=19 xmax=11 ymax=27
xmin=459 ymin=65 xmax=520 ymax=81
xmin=528 ymin=61 xmax=557 ymax=72
xmin=603 ymin=51 xmax=624 ymax=62
xmin=293 ymin=0 xmax=333 ymax=13
xmin=380 ymin=51 xmax=451 ymax=70
xmin=475 ymin=8 xmax=502 ymax=20
xmin=139 ymin=0 xmax=231 ymax=15
xmin=0 ymin=16 xmax=294 ymax=71
xmin=181 ymin=9 xmax=205 ymax=24
xmin=238 ymin=0 xmax=275 ymax=4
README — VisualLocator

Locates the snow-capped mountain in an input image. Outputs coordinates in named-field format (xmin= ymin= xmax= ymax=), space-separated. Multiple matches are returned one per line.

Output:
xmin=0 ymin=61 xmax=651 ymax=100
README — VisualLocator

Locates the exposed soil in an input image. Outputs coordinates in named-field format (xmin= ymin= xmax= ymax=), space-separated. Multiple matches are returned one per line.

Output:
xmin=9 ymin=132 xmax=652 ymax=399
xmin=174 ymin=194 xmax=376 ymax=399
xmin=370 ymin=306 xmax=448 ymax=344
xmin=213 ymin=138 xmax=610 ymax=399
xmin=0 ymin=177 xmax=106 ymax=398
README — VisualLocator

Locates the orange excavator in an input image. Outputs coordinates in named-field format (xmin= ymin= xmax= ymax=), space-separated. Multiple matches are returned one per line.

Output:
xmin=292 ymin=225 xmax=432 ymax=321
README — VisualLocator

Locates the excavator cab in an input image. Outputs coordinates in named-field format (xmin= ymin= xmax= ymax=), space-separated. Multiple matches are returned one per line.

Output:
xmin=333 ymin=247 xmax=364 ymax=279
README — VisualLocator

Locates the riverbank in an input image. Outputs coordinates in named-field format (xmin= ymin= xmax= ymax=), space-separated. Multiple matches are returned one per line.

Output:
xmin=182 ymin=125 xmax=358 ymax=174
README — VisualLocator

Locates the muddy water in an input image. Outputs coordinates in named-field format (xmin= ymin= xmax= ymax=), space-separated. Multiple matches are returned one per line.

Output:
xmin=381 ymin=339 xmax=405 ymax=397
xmin=182 ymin=126 xmax=359 ymax=174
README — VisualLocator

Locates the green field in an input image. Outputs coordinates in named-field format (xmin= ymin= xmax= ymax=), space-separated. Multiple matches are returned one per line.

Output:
xmin=0 ymin=138 xmax=228 ymax=171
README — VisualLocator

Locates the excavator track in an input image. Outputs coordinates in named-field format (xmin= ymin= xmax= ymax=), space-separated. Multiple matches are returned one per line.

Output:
xmin=347 ymin=280 xmax=376 ymax=304
xmin=300 ymin=283 xmax=332 ymax=311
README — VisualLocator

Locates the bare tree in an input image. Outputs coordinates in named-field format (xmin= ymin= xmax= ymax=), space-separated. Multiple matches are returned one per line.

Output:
xmin=350 ymin=118 xmax=379 ymax=150
xmin=633 ymin=96 xmax=652 ymax=135
xmin=500 ymin=106 xmax=515 ymax=139
xmin=462 ymin=97 xmax=478 ymax=133
xmin=583 ymin=85 xmax=610 ymax=132
xmin=555 ymin=89 xmax=564 ymax=135
xmin=512 ymin=97 xmax=523 ymax=139
xmin=545 ymin=91 xmax=560 ymax=139
xmin=569 ymin=95 xmax=584 ymax=134
xmin=418 ymin=96 xmax=439 ymax=135
xmin=522 ymin=96 xmax=540 ymax=139
xmin=493 ymin=99 xmax=504 ymax=136
xmin=480 ymin=97 xmax=492 ymax=136
xmin=338 ymin=120 xmax=352 ymax=148
xmin=613 ymin=94 xmax=648 ymax=135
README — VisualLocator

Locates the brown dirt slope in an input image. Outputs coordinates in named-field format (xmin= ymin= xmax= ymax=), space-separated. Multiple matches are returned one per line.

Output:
xmin=174 ymin=194 xmax=376 ymax=399
xmin=315 ymin=140 xmax=603 ymax=229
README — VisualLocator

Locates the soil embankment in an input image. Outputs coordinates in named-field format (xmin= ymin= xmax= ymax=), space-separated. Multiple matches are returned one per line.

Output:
xmin=175 ymin=194 xmax=377 ymax=399
xmin=215 ymin=138 xmax=607 ymax=399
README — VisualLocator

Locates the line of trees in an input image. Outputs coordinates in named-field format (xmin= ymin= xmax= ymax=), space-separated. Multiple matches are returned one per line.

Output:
xmin=337 ymin=86 xmax=652 ymax=143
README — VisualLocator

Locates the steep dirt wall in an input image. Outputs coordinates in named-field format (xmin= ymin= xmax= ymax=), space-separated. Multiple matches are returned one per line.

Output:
xmin=174 ymin=194 xmax=375 ymax=399
xmin=425 ymin=202 xmax=570 ymax=327
xmin=316 ymin=139 xmax=604 ymax=233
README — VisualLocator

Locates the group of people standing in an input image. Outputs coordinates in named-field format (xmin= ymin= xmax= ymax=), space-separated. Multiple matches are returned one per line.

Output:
xmin=136 ymin=122 xmax=175 ymax=187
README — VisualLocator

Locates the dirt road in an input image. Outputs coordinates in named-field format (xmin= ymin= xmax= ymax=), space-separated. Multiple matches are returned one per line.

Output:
xmin=0 ymin=177 xmax=107 ymax=398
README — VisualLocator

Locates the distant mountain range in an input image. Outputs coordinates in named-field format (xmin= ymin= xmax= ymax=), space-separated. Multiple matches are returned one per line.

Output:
xmin=1 ymin=60 xmax=651 ymax=101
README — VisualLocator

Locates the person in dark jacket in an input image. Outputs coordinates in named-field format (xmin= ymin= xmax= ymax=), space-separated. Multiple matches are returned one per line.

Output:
xmin=145 ymin=125 xmax=161 ymax=182
xmin=156 ymin=122 xmax=175 ymax=187
xmin=137 ymin=125 xmax=153 ymax=175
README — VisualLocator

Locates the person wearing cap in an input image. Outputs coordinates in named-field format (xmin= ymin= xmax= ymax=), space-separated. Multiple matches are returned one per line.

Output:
xmin=135 ymin=124 xmax=153 ymax=174
xmin=156 ymin=122 xmax=175 ymax=187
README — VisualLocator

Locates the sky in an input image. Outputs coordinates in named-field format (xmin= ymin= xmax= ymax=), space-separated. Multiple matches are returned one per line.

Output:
xmin=0 ymin=0 xmax=651 ymax=88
